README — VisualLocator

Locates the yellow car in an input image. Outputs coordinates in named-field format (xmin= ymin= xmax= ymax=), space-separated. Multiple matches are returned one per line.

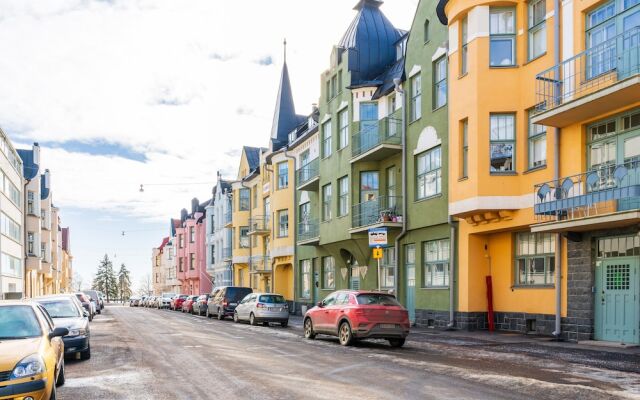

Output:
xmin=0 ymin=301 xmax=68 ymax=400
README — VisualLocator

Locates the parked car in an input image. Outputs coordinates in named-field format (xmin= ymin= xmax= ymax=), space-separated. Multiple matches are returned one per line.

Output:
xmin=97 ymin=291 xmax=105 ymax=307
xmin=303 ymin=291 xmax=410 ymax=347
xmin=129 ymin=296 xmax=141 ymax=307
xmin=140 ymin=296 xmax=149 ymax=307
xmin=234 ymin=293 xmax=289 ymax=327
xmin=74 ymin=292 xmax=94 ymax=321
xmin=35 ymin=295 xmax=91 ymax=360
xmin=171 ymin=294 xmax=188 ymax=311
xmin=83 ymin=290 xmax=102 ymax=314
xmin=158 ymin=292 xmax=176 ymax=309
xmin=147 ymin=296 xmax=156 ymax=308
xmin=181 ymin=295 xmax=199 ymax=313
xmin=0 ymin=300 xmax=68 ymax=400
xmin=193 ymin=294 xmax=211 ymax=316
xmin=206 ymin=286 xmax=252 ymax=320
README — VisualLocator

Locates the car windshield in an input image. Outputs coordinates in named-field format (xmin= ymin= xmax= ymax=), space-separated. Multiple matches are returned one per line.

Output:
xmin=0 ymin=306 xmax=42 ymax=339
xmin=179 ymin=295 xmax=188 ymax=299
xmin=259 ymin=295 xmax=285 ymax=304
xmin=38 ymin=299 xmax=81 ymax=318
xmin=163 ymin=293 xmax=176 ymax=298
xmin=227 ymin=288 xmax=252 ymax=302
xmin=356 ymin=294 xmax=401 ymax=306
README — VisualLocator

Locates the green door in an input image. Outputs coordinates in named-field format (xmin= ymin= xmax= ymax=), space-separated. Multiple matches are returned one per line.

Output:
xmin=594 ymin=257 xmax=639 ymax=344
xmin=405 ymin=244 xmax=416 ymax=324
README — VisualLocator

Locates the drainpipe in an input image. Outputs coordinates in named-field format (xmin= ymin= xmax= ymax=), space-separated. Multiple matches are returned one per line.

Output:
xmin=284 ymin=148 xmax=297 ymax=314
xmin=240 ymin=179 xmax=252 ymax=289
xmin=22 ymin=179 xmax=32 ymax=299
xmin=447 ymin=216 xmax=457 ymax=329
xmin=552 ymin=0 xmax=562 ymax=340
xmin=393 ymin=78 xmax=407 ymax=302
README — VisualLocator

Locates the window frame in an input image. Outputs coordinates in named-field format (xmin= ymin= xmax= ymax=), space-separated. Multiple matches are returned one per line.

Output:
xmin=322 ymin=256 xmax=336 ymax=289
xmin=322 ymin=183 xmax=332 ymax=222
xmin=528 ymin=0 xmax=547 ymax=60
xmin=416 ymin=146 xmax=442 ymax=200
xmin=322 ymin=120 xmax=333 ymax=158
xmin=461 ymin=16 xmax=469 ymax=75
xmin=423 ymin=239 xmax=450 ymax=288
xmin=410 ymin=73 xmax=422 ymax=122
xmin=461 ymin=119 xmax=469 ymax=178
xmin=337 ymin=176 xmax=349 ymax=217
xmin=514 ymin=232 xmax=556 ymax=286
xmin=239 ymin=226 xmax=250 ymax=248
xmin=277 ymin=209 xmax=289 ymax=238
xmin=300 ymin=259 xmax=311 ymax=299
xmin=528 ymin=110 xmax=547 ymax=169
xmin=381 ymin=247 xmax=396 ymax=289
xmin=433 ymin=56 xmax=447 ymax=109
xmin=277 ymin=161 xmax=289 ymax=190
xmin=489 ymin=113 xmax=516 ymax=173
xmin=338 ymin=108 xmax=349 ymax=150
xmin=239 ymin=188 xmax=250 ymax=211
xmin=424 ymin=18 xmax=430 ymax=43
xmin=489 ymin=7 xmax=517 ymax=67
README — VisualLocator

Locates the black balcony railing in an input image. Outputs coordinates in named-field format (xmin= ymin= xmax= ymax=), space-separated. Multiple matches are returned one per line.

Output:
xmin=297 ymin=219 xmax=319 ymax=243
xmin=297 ymin=158 xmax=319 ymax=187
xmin=351 ymin=195 xmax=403 ymax=229
xmin=351 ymin=110 xmax=402 ymax=158
xmin=535 ymin=27 xmax=640 ymax=114
xmin=534 ymin=160 xmax=640 ymax=222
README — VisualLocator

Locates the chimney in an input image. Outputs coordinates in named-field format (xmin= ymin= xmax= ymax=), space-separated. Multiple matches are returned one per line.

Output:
xmin=180 ymin=208 xmax=188 ymax=222
xmin=191 ymin=198 xmax=199 ymax=214
xmin=33 ymin=142 xmax=41 ymax=165
xmin=44 ymin=169 xmax=51 ymax=189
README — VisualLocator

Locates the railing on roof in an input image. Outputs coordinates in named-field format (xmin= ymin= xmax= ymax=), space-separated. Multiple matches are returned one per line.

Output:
xmin=351 ymin=195 xmax=403 ymax=230
xmin=297 ymin=218 xmax=319 ymax=243
xmin=296 ymin=158 xmax=319 ymax=187
xmin=535 ymin=27 xmax=640 ymax=114
xmin=351 ymin=110 xmax=402 ymax=158
xmin=534 ymin=160 xmax=640 ymax=222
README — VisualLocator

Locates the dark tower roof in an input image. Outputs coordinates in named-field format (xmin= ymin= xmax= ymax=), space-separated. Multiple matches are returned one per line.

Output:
xmin=339 ymin=0 xmax=402 ymax=85
xmin=270 ymin=43 xmax=304 ymax=152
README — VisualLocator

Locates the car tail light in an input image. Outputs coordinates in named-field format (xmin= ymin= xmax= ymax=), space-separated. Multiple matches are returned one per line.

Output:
xmin=256 ymin=303 xmax=265 ymax=308
xmin=223 ymin=301 xmax=228 ymax=307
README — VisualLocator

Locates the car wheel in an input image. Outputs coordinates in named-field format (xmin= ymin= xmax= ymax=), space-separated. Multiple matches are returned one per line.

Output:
xmin=338 ymin=321 xmax=353 ymax=346
xmin=304 ymin=318 xmax=316 ymax=339
xmin=233 ymin=312 xmax=239 ymax=323
xmin=217 ymin=309 xmax=224 ymax=321
xmin=88 ymin=313 xmax=93 ymax=322
xmin=49 ymin=381 xmax=57 ymax=400
xmin=97 ymin=309 xmax=101 ymax=315
xmin=249 ymin=313 xmax=257 ymax=326
xmin=388 ymin=338 xmax=405 ymax=348
xmin=262 ymin=321 xmax=269 ymax=327
xmin=280 ymin=320 xmax=288 ymax=328
xmin=80 ymin=344 xmax=91 ymax=360
xmin=56 ymin=360 xmax=65 ymax=386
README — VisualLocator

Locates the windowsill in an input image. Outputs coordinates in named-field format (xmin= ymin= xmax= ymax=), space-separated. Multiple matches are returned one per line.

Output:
xmin=458 ymin=176 xmax=468 ymax=182
xmin=490 ymin=171 xmax=518 ymax=176
xmin=523 ymin=164 xmax=547 ymax=174
xmin=458 ymin=72 xmax=468 ymax=80
xmin=420 ymin=286 xmax=449 ymax=290
xmin=432 ymin=104 xmax=447 ymax=112
xmin=490 ymin=64 xmax=519 ymax=69
xmin=321 ymin=219 xmax=332 ymax=224
xmin=512 ymin=285 xmax=555 ymax=290
xmin=424 ymin=40 xmax=431 ymax=46
xmin=524 ymin=52 xmax=547 ymax=65
xmin=337 ymin=214 xmax=349 ymax=220
xmin=408 ymin=117 xmax=422 ymax=126
xmin=414 ymin=193 xmax=443 ymax=204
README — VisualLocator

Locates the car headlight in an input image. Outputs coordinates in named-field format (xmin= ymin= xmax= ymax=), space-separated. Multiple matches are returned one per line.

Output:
xmin=10 ymin=354 xmax=46 ymax=379
xmin=67 ymin=328 xmax=87 ymax=337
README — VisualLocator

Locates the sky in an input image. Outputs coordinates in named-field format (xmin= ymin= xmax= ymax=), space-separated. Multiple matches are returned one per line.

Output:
xmin=0 ymin=0 xmax=419 ymax=291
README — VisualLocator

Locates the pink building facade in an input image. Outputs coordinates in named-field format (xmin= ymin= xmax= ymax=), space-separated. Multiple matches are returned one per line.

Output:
xmin=175 ymin=199 xmax=212 ymax=295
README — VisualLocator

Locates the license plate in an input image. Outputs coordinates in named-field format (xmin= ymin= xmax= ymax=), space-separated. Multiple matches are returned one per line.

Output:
xmin=230 ymin=303 xmax=237 ymax=306
xmin=380 ymin=324 xmax=396 ymax=329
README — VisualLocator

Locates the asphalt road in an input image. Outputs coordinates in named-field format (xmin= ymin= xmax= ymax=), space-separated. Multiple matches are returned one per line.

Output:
xmin=59 ymin=305 xmax=640 ymax=400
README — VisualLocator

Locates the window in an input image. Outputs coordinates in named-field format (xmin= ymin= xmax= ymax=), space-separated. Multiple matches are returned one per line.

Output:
xmin=360 ymin=171 xmax=379 ymax=203
xmin=189 ymin=253 xmax=195 ymax=270
xmin=326 ymin=80 xmax=330 ymax=102
xmin=528 ymin=0 xmax=546 ymax=60
xmin=252 ymin=186 xmax=257 ymax=208
xmin=461 ymin=16 xmax=469 ymax=75
xmin=322 ymin=120 xmax=332 ymax=158
xmin=461 ymin=120 xmax=469 ymax=178
xmin=179 ymin=258 xmax=184 ymax=272
xmin=322 ymin=256 xmax=335 ymax=289
xmin=424 ymin=18 xmax=430 ymax=42
xmin=211 ymin=245 xmax=215 ymax=264
xmin=381 ymin=247 xmax=395 ymax=289
xmin=238 ymin=188 xmax=250 ymax=211
xmin=41 ymin=242 xmax=46 ymax=261
xmin=277 ymin=161 xmax=288 ymax=189
xmin=189 ymin=226 xmax=195 ymax=243
xmin=239 ymin=227 xmax=249 ymax=248
xmin=322 ymin=184 xmax=332 ymax=221
xmin=27 ymin=191 xmax=35 ymax=214
xmin=490 ymin=8 xmax=516 ymax=66
xmin=179 ymin=234 xmax=184 ymax=249
xmin=155 ymin=256 xmax=160 ymax=267
xmin=0 ymin=212 xmax=21 ymax=242
xmin=338 ymin=176 xmax=349 ymax=217
xmin=278 ymin=209 xmax=289 ymax=237
xmin=434 ymin=57 xmax=447 ymax=109
xmin=338 ymin=109 xmax=349 ymax=149
xmin=386 ymin=166 xmax=397 ymax=208
xmin=27 ymin=232 xmax=35 ymax=255
xmin=4 ymin=178 xmax=19 ymax=206
xmin=300 ymin=259 xmax=311 ymax=299
xmin=338 ymin=70 xmax=343 ymax=93
xmin=416 ymin=146 xmax=442 ymax=199
xmin=528 ymin=110 xmax=547 ymax=168
xmin=299 ymin=202 xmax=311 ymax=234
xmin=331 ymin=75 xmax=337 ymax=99
xmin=423 ymin=239 xmax=450 ymax=287
xmin=410 ymin=74 xmax=422 ymax=121
xmin=490 ymin=114 xmax=515 ymax=172
xmin=515 ymin=233 xmax=555 ymax=286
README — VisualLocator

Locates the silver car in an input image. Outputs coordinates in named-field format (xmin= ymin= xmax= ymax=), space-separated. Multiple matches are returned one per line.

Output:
xmin=233 ymin=293 xmax=289 ymax=327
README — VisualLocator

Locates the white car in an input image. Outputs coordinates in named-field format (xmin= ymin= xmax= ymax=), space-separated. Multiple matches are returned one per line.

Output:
xmin=234 ymin=293 xmax=289 ymax=327
xmin=158 ymin=293 xmax=176 ymax=309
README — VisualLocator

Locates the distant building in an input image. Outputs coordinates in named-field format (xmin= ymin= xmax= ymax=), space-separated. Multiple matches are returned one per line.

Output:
xmin=152 ymin=237 xmax=172 ymax=295
xmin=175 ymin=199 xmax=212 ymax=295
xmin=60 ymin=227 xmax=72 ymax=293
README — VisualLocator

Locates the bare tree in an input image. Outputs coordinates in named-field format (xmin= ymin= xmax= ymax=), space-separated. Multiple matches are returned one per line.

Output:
xmin=137 ymin=274 xmax=152 ymax=297
xmin=71 ymin=272 xmax=84 ymax=292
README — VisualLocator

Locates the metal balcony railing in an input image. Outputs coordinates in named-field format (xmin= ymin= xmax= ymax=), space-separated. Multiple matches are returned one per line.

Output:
xmin=297 ymin=158 xmax=319 ymax=187
xmin=535 ymin=27 xmax=640 ymax=114
xmin=351 ymin=196 xmax=403 ymax=229
xmin=351 ymin=111 xmax=402 ymax=158
xmin=249 ymin=255 xmax=271 ymax=272
xmin=297 ymin=219 xmax=319 ymax=243
xmin=222 ymin=246 xmax=232 ymax=260
xmin=248 ymin=215 xmax=270 ymax=234
xmin=534 ymin=160 xmax=640 ymax=222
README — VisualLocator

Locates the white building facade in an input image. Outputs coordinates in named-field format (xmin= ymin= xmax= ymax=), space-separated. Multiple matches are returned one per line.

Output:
xmin=206 ymin=173 xmax=233 ymax=287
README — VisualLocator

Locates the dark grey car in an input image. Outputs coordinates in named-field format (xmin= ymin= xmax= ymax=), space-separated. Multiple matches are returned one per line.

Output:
xmin=206 ymin=286 xmax=252 ymax=320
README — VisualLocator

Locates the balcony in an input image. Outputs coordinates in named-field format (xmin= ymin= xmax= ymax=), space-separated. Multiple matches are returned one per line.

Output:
xmin=222 ymin=246 xmax=232 ymax=261
xmin=297 ymin=219 xmax=319 ymax=245
xmin=248 ymin=216 xmax=270 ymax=236
xmin=533 ymin=27 xmax=640 ymax=128
xmin=532 ymin=161 xmax=640 ymax=233
xmin=296 ymin=158 xmax=319 ymax=191
xmin=223 ymin=208 xmax=232 ymax=228
xmin=249 ymin=255 xmax=272 ymax=273
xmin=351 ymin=111 xmax=402 ymax=163
xmin=350 ymin=196 xmax=403 ymax=233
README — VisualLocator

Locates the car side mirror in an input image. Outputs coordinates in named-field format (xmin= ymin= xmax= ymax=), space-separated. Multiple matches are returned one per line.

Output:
xmin=49 ymin=327 xmax=69 ymax=339
xmin=317 ymin=301 xmax=324 ymax=308
xmin=83 ymin=310 xmax=90 ymax=318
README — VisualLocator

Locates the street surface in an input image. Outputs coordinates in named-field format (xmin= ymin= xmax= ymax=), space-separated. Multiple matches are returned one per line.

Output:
xmin=60 ymin=305 xmax=640 ymax=400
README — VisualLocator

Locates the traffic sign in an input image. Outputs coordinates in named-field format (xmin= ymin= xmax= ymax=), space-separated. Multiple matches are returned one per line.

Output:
xmin=368 ymin=228 xmax=388 ymax=247
xmin=372 ymin=247 xmax=383 ymax=259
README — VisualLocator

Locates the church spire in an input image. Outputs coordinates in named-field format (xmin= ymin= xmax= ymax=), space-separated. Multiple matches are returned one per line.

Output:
xmin=270 ymin=39 xmax=301 ymax=151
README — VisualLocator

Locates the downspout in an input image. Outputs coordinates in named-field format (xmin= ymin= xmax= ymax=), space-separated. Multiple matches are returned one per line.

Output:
xmin=447 ymin=216 xmax=457 ymax=329
xmin=22 ymin=179 xmax=31 ymax=299
xmin=393 ymin=78 xmax=407 ymax=301
xmin=552 ymin=0 xmax=562 ymax=340
xmin=240 ymin=179 xmax=253 ymax=289
xmin=283 ymin=148 xmax=297 ymax=314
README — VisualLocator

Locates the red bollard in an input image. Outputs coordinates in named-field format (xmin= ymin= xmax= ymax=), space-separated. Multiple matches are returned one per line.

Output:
xmin=486 ymin=275 xmax=495 ymax=332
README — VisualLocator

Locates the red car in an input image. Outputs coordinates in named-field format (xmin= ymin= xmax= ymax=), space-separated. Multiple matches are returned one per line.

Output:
xmin=303 ymin=290 xmax=410 ymax=347
xmin=171 ymin=294 xmax=188 ymax=311
xmin=181 ymin=295 xmax=199 ymax=314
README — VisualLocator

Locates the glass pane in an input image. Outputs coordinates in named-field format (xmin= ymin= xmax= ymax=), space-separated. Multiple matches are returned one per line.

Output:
xmin=547 ymin=257 xmax=555 ymax=284
xmin=490 ymin=143 xmax=514 ymax=171
xmin=624 ymin=135 xmax=640 ymax=160
xmin=491 ymin=9 xmax=515 ymax=34
xmin=490 ymin=38 xmax=514 ymax=66
xmin=517 ymin=259 xmax=527 ymax=284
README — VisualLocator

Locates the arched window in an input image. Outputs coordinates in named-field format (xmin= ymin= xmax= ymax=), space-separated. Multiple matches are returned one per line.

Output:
xmin=424 ymin=19 xmax=430 ymax=42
